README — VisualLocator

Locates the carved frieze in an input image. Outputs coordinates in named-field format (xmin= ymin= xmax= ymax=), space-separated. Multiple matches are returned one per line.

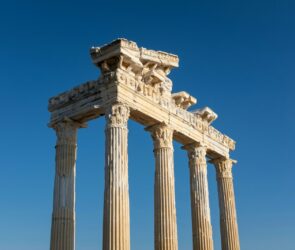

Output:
xmin=48 ymin=39 xmax=236 ymax=155
xmin=115 ymin=69 xmax=235 ymax=150
xmin=90 ymin=38 xmax=178 ymax=96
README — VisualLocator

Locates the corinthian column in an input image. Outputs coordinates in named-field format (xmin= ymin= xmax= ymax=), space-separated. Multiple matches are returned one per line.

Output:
xmin=50 ymin=119 xmax=84 ymax=250
xmin=212 ymin=158 xmax=240 ymax=250
xmin=182 ymin=143 xmax=213 ymax=250
xmin=103 ymin=103 xmax=130 ymax=250
xmin=147 ymin=123 xmax=178 ymax=250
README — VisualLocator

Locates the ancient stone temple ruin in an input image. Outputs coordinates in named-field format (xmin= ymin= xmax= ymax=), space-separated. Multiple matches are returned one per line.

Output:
xmin=48 ymin=39 xmax=240 ymax=250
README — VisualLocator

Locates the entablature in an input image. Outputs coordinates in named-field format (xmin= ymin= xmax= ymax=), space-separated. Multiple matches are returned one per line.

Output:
xmin=48 ymin=39 xmax=236 ymax=158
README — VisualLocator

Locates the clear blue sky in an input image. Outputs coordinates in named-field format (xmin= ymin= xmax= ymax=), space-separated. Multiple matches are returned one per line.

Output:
xmin=0 ymin=1 xmax=294 ymax=249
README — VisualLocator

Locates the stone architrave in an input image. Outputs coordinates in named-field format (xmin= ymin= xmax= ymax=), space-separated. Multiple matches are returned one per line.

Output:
xmin=50 ymin=119 xmax=85 ymax=250
xmin=183 ymin=143 xmax=214 ymax=250
xmin=212 ymin=158 xmax=240 ymax=250
xmin=147 ymin=123 xmax=178 ymax=250
xmin=102 ymin=103 xmax=131 ymax=250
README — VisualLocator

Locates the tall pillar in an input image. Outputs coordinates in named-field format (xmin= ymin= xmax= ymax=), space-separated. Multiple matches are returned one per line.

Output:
xmin=183 ymin=143 xmax=214 ymax=250
xmin=103 ymin=103 xmax=130 ymax=250
xmin=212 ymin=158 xmax=240 ymax=250
xmin=50 ymin=119 xmax=83 ymax=250
xmin=147 ymin=123 xmax=178 ymax=250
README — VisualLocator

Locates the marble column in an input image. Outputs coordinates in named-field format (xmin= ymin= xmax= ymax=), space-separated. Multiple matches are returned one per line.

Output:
xmin=183 ymin=143 xmax=214 ymax=250
xmin=147 ymin=123 xmax=178 ymax=250
xmin=50 ymin=119 xmax=83 ymax=250
xmin=103 ymin=103 xmax=130 ymax=250
xmin=212 ymin=158 xmax=240 ymax=250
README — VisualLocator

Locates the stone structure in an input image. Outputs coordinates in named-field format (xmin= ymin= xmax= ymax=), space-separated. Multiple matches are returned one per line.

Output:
xmin=48 ymin=39 xmax=240 ymax=250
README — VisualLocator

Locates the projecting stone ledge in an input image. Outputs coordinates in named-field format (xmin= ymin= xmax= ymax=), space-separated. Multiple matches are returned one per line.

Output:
xmin=193 ymin=107 xmax=218 ymax=125
xmin=90 ymin=38 xmax=178 ymax=86
xmin=90 ymin=38 xmax=179 ymax=69
xmin=172 ymin=91 xmax=197 ymax=110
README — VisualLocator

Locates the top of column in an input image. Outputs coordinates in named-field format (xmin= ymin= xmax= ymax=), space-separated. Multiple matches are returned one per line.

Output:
xmin=51 ymin=117 xmax=87 ymax=145
xmin=210 ymin=157 xmax=237 ymax=178
xmin=105 ymin=102 xmax=130 ymax=128
xmin=146 ymin=123 xmax=174 ymax=150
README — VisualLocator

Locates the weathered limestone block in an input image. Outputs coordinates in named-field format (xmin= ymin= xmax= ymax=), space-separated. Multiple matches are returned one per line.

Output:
xmin=172 ymin=91 xmax=197 ymax=110
xmin=103 ymin=102 xmax=131 ymax=250
xmin=212 ymin=158 xmax=240 ymax=250
xmin=90 ymin=38 xmax=179 ymax=97
xmin=50 ymin=119 xmax=85 ymax=250
xmin=192 ymin=107 xmax=218 ymax=125
xmin=183 ymin=143 xmax=214 ymax=250
xmin=147 ymin=123 xmax=178 ymax=250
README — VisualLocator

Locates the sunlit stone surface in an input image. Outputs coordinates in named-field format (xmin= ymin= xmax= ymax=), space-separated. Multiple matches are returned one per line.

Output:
xmin=48 ymin=39 xmax=240 ymax=250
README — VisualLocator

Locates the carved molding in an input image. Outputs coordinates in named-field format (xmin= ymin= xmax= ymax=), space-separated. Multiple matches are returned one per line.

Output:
xmin=90 ymin=38 xmax=177 ymax=97
xmin=116 ymin=69 xmax=235 ymax=150
xmin=172 ymin=91 xmax=197 ymax=110
xmin=48 ymin=39 xmax=236 ymax=154
xmin=105 ymin=102 xmax=130 ymax=128
xmin=192 ymin=107 xmax=218 ymax=125
xmin=48 ymin=68 xmax=236 ymax=151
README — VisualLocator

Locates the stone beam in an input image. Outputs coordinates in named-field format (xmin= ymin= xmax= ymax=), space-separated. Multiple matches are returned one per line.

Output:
xmin=48 ymin=71 xmax=235 ymax=158
xmin=48 ymin=38 xmax=235 ymax=158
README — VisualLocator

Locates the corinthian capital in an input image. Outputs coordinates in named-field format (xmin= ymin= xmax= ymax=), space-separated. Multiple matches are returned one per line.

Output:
xmin=146 ymin=123 xmax=173 ymax=150
xmin=105 ymin=102 xmax=130 ymax=128
xmin=53 ymin=118 xmax=86 ymax=145
xmin=183 ymin=143 xmax=207 ymax=168
xmin=211 ymin=158 xmax=237 ymax=178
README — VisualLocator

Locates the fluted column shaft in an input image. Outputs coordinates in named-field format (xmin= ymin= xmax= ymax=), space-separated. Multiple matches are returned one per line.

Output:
xmin=184 ymin=144 xmax=213 ymax=250
xmin=103 ymin=103 xmax=130 ymax=250
xmin=213 ymin=158 xmax=240 ymax=250
xmin=148 ymin=123 xmax=178 ymax=250
xmin=50 ymin=120 xmax=81 ymax=250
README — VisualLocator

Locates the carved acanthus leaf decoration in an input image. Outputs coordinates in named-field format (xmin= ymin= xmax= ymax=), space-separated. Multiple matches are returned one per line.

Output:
xmin=212 ymin=158 xmax=236 ymax=178
xmin=148 ymin=124 xmax=173 ymax=150
xmin=106 ymin=103 xmax=130 ymax=128
xmin=187 ymin=145 xmax=207 ymax=169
